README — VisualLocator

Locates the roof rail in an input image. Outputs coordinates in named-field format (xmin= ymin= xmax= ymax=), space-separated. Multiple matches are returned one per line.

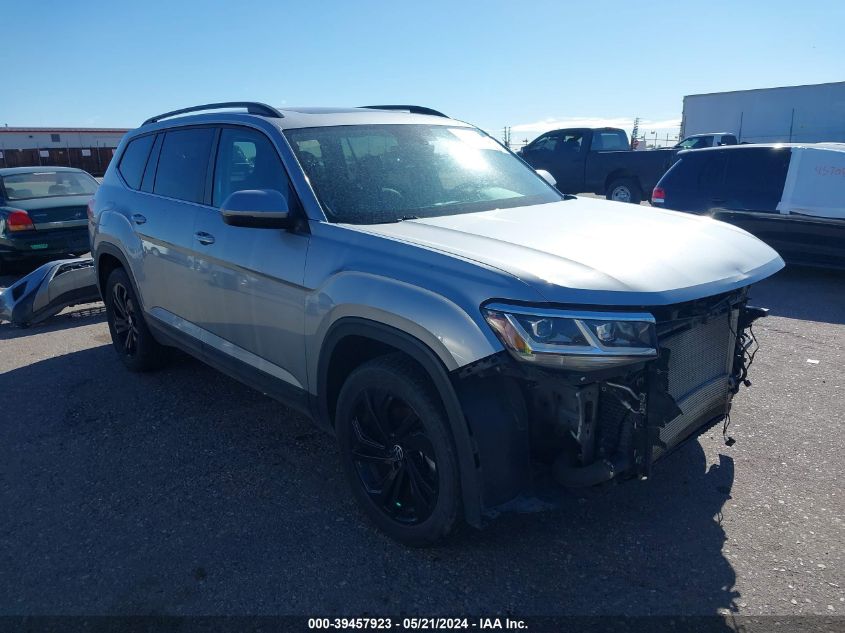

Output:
xmin=142 ymin=102 xmax=284 ymax=126
xmin=361 ymin=105 xmax=449 ymax=118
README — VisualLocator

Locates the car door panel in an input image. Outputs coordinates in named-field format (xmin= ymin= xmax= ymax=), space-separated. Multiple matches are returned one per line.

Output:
xmin=135 ymin=195 xmax=200 ymax=320
xmin=139 ymin=127 xmax=215 ymax=323
xmin=191 ymin=207 xmax=310 ymax=388
xmin=715 ymin=210 xmax=845 ymax=267
xmin=190 ymin=126 xmax=311 ymax=389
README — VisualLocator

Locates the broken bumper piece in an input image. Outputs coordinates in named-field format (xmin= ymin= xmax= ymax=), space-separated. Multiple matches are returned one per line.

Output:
xmin=0 ymin=257 xmax=101 ymax=327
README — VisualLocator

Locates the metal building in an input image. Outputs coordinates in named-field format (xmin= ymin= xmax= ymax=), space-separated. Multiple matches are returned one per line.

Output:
xmin=0 ymin=127 xmax=129 ymax=176
xmin=681 ymin=81 xmax=845 ymax=144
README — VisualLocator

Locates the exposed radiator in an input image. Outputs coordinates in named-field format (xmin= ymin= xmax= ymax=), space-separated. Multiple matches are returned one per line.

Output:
xmin=653 ymin=309 xmax=738 ymax=458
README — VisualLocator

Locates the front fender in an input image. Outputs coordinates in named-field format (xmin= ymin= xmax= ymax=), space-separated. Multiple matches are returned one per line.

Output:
xmin=316 ymin=316 xmax=487 ymax=527
xmin=305 ymin=270 xmax=502 ymax=391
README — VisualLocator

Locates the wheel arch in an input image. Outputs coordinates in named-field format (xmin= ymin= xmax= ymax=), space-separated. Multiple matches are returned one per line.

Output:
xmin=604 ymin=168 xmax=640 ymax=192
xmin=318 ymin=317 xmax=484 ymax=527
xmin=95 ymin=243 xmax=144 ymax=310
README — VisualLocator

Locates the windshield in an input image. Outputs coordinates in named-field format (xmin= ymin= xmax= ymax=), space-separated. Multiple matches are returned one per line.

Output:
xmin=676 ymin=136 xmax=713 ymax=150
xmin=1 ymin=170 xmax=99 ymax=201
xmin=285 ymin=124 xmax=562 ymax=224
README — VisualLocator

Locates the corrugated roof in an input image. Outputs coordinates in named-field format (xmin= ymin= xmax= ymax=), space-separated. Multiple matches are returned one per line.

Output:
xmin=684 ymin=80 xmax=845 ymax=100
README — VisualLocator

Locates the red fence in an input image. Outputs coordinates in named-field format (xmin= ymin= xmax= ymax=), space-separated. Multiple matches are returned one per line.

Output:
xmin=0 ymin=146 xmax=117 ymax=176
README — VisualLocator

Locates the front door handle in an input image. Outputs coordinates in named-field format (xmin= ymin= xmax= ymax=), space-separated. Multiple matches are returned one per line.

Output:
xmin=194 ymin=231 xmax=215 ymax=245
xmin=131 ymin=213 xmax=147 ymax=225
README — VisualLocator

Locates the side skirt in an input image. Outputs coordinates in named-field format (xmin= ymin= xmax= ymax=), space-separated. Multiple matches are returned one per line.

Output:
xmin=146 ymin=316 xmax=314 ymax=420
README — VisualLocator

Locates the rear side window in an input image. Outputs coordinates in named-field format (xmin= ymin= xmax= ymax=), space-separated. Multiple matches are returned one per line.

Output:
xmin=153 ymin=128 xmax=215 ymax=203
xmin=660 ymin=156 xmax=700 ymax=189
xmin=591 ymin=130 xmax=628 ymax=151
xmin=722 ymin=148 xmax=790 ymax=211
xmin=118 ymin=135 xmax=154 ymax=190
xmin=698 ymin=154 xmax=727 ymax=190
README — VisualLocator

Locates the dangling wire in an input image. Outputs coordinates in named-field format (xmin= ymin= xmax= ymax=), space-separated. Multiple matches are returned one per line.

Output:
xmin=722 ymin=412 xmax=735 ymax=446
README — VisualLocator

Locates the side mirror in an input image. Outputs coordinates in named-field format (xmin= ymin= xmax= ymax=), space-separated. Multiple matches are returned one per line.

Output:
xmin=536 ymin=169 xmax=556 ymax=187
xmin=220 ymin=189 xmax=291 ymax=229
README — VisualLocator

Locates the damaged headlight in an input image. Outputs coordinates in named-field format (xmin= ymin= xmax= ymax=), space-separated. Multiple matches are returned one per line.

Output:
xmin=482 ymin=303 xmax=658 ymax=370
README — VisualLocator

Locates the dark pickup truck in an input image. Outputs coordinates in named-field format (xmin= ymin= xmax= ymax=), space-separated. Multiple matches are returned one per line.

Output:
xmin=517 ymin=127 xmax=676 ymax=204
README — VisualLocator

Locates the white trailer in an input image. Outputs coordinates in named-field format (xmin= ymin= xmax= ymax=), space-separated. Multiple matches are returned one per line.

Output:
xmin=681 ymin=81 xmax=845 ymax=144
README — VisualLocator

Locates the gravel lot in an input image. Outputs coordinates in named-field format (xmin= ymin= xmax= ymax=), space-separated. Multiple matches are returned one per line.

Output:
xmin=0 ymin=262 xmax=842 ymax=618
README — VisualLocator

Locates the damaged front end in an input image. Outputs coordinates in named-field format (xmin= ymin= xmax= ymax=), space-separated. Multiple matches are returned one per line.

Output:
xmin=456 ymin=290 xmax=768 ymax=509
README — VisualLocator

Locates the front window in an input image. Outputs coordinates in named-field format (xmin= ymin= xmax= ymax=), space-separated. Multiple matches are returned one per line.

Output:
xmin=676 ymin=136 xmax=713 ymax=150
xmin=1 ymin=170 xmax=98 ymax=201
xmin=285 ymin=124 xmax=563 ymax=224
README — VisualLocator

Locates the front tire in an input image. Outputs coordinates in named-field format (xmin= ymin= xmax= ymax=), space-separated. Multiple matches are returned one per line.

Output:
xmin=104 ymin=267 xmax=168 ymax=372
xmin=335 ymin=354 xmax=462 ymax=546
xmin=606 ymin=178 xmax=642 ymax=204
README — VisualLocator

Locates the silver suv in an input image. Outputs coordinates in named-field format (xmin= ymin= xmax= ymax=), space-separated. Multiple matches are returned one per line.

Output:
xmin=90 ymin=102 xmax=783 ymax=545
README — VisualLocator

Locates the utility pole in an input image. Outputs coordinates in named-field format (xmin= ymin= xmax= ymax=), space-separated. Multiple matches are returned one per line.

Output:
xmin=630 ymin=117 xmax=640 ymax=149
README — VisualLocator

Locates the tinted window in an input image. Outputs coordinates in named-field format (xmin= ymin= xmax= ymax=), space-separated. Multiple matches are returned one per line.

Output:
xmin=591 ymin=130 xmax=628 ymax=151
xmin=677 ymin=136 xmax=713 ymax=150
xmin=527 ymin=133 xmax=582 ymax=153
xmin=153 ymin=128 xmax=215 ymax=203
xmin=722 ymin=148 xmax=790 ymax=211
xmin=698 ymin=154 xmax=727 ymax=192
xmin=529 ymin=134 xmax=558 ymax=152
xmin=118 ymin=135 xmax=154 ymax=190
xmin=212 ymin=127 xmax=294 ymax=207
xmin=660 ymin=156 xmax=699 ymax=189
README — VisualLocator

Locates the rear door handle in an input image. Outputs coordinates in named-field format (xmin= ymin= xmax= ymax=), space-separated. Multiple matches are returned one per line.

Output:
xmin=194 ymin=231 xmax=215 ymax=245
xmin=131 ymin=213 xmax=147 ymax=225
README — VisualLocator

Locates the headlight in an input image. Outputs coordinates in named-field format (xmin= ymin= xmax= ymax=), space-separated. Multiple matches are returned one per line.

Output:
xmin=482 ymin=303 xmax=658 ymax=370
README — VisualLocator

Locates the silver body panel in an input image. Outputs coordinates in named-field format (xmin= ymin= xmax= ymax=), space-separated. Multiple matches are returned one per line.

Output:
xmin=91 ymin=109 xmax=784 ymax=397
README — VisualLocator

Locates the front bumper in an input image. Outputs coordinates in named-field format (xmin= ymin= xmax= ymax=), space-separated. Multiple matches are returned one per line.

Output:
xmin=0 ymin=227 xmax=91 ymax=259
xmin=0 ymin=257 xmax=100 ymax=326
xmin=455 ymin=290 xmax=767 ymax=507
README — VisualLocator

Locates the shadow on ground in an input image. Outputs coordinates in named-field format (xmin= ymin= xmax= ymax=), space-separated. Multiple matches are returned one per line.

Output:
xmin=9 ymin=251 xmax=840 ymax=618
xmin=0 ymin=344 xmax=738 ymax=620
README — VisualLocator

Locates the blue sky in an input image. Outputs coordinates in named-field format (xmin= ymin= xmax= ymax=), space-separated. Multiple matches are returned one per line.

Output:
xmin=2 ymin=0 xmax=843 ymax=142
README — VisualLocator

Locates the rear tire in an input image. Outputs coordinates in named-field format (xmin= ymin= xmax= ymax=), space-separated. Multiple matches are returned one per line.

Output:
xmin=606 ymin=178 xmax=642 ymax=204
xmin=335 ymin=354 xmax=462 ymax=546
xmin=104 ymin=267 xmax=168 ymax=372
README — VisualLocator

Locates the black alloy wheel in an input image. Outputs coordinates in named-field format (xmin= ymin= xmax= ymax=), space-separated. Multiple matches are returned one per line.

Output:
xmin=336 ymin=354 xmax=461 ymax=545
xmin=104 ymin=267 xmax=168 ymax=372
xmin=111 ymin=281 xmax=139 ymax=356
xmin=349 ymin=387 xmax=439 ymax=524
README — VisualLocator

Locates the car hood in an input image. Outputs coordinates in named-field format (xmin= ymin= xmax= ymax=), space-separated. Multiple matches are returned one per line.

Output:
xmin=352 ymin=197 xmax=784 ymax=306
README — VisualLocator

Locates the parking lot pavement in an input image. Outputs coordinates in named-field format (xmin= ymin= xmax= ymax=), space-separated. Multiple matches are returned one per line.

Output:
xmin=0 ymin=265 xmax=843 ymax=618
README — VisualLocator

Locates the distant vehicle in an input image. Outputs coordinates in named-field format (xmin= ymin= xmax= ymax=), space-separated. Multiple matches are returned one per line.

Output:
xmin=674 ymin=133 xmax=738 ymax=149
xmin=90 ymin=102 xmax=782 ymax=545
xmin=0 ymin=167 xmax=97 ymax=273
xmin=652 ymin=143 xmax=845 ymax=268
xmin=517 ymin=127 xmax=676 ymax=203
